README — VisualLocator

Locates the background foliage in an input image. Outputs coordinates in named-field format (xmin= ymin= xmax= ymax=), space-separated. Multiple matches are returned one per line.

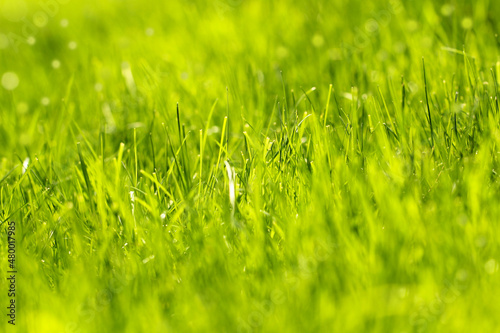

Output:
xmin=1 ymin=0 xmax=499 ymax=332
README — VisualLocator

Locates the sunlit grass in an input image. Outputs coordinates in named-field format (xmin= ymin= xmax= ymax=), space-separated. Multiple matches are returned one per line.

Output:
xmin=1 ymin=0 xmax=500 ymax=332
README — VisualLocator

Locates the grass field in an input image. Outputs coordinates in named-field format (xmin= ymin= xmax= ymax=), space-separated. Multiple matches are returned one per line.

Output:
xmin=1 ymin=0 xmax=500 ymax=332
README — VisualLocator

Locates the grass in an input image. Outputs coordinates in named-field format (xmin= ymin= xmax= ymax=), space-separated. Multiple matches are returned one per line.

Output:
xmin=1 ymin=0 xmax=500 ymax=332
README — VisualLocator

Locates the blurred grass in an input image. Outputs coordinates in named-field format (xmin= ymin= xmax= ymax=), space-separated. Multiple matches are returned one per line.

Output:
xmin=1 ymin=0 xmax=500 ymax=332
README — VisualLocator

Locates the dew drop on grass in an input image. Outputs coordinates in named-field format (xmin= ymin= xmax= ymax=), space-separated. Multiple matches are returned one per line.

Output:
xmin=461 ymin=17 xmax=473 ymax=29
xmin=68 ymin=41 xmax=77 ymax=50
xmin=52 ymin=59 xmax=61 ymax=69
xmin=1 ymin=72 xmax=19 ymax=90
xmin=311 ymin=34 xmax=324 ymax=48
xmin=41 ymin=97 xmax=50 ymax=106
xmin=440 ymin=4 xmax=454 ymax=16
xmin=207 ymin=126 xmax=220 ymax=135
xmin=60 ymin=19 xmax=69 ymax=27
xmin=485 ymin=259 xmax=498 ymax=275
xmin=33 ymin=12 xmax=49 ymax=27
xmin=27 ymin=36 xmax=36 ymax=45
xmin=22 ymin=158 xmax=30 ymax=174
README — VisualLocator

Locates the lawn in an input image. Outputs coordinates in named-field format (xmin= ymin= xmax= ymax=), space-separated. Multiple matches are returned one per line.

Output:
xmin=1 ymin=0 xmax=499 ymax=332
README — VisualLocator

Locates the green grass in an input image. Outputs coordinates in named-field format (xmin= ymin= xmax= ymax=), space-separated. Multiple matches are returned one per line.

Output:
xmin=1 ymin=0 xmax=500 ymax=332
